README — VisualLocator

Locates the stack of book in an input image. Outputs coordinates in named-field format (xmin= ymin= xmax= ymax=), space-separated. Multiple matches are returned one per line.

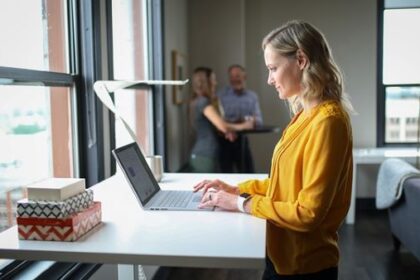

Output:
xmin=16 ymin=178 xmax=102 ymax=242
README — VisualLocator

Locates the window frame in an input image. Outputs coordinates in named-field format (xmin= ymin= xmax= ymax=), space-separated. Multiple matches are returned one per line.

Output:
xmin=147 ymin=0 xmax=167 ymax=167
xmin=107 ymin=0 xmax=166 ymax=176
xmin=76 ymin=0 xmax=112 ymax=186
xmin=377 ymin=0 xmax=420 ymax=147
xmin=0 ymin=0 xmax=82 ymax=275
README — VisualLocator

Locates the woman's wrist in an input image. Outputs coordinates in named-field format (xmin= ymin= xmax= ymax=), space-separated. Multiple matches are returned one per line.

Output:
xmin=237 ymin=193 xmax=252 ymax=213
xmin=243 ymin=198 xmax=252 ymax=213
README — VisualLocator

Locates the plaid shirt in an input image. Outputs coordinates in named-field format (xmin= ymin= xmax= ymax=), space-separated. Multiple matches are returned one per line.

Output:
xmin=217 ymin=86 xmax=263 ymax=127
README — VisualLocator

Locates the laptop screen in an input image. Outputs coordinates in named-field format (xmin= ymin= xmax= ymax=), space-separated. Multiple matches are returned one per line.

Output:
xmin=112 ymin=142 xmax=160 ymax=206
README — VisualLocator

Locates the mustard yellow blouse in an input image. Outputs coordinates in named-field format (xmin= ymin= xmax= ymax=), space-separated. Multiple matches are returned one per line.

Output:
xmin=239 ymin=100 xmax=353 ymax=275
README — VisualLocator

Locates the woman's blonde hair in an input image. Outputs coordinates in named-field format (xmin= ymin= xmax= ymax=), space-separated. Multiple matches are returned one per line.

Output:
xmin=262 ymin=20 xmax=353 ymax=114
xmin=189 ymin=67 xmax=214 ymax=128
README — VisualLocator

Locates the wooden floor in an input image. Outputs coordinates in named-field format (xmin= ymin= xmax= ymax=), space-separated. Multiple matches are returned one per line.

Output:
xmin=339 ymin=210 xmax=420 ymax=280
xmin=157 ymin=210 xmax=420 ymax=280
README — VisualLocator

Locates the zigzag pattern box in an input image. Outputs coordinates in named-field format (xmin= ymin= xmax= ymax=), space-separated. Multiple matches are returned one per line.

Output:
xmin=17 ymin=202 xmax=101 ymax=242
xmin=17 ymin=189 xmax=94 ymax=219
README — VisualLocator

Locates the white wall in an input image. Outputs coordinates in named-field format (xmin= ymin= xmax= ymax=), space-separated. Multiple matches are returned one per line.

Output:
xmin=164 ymin=0 xmax=190 ymax=172
xmin=188 ymin=0 xmax=246 ymax=87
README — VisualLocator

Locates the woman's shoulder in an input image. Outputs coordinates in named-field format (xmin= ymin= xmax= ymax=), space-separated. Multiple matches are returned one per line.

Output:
xmin=312 ymin=100 xmax=352 ymax=134
xmin=193 ymin=96 xmax=211 ymax=111
xmin=310 ymin=100 xmax=351 ymax=128
xmin=317 ymin=100 xmax=348 ymax=120
xmin=194 ymin=95 xmax=211 ymax=105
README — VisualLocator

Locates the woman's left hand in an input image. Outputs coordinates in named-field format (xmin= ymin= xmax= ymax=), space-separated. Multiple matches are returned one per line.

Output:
xmin=225 ymin=131 xmax=237 ymax=142
xmin=199 ymin=190 xmax=238 ymax=210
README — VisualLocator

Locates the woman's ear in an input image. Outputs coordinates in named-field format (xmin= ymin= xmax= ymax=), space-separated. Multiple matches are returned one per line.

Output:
xmin=296 ymin=49 xmax=309 ymax=70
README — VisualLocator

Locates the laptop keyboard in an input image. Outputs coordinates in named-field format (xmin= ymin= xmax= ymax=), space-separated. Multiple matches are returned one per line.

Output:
xmin=155 ymin=191 xmax=201 ymax=208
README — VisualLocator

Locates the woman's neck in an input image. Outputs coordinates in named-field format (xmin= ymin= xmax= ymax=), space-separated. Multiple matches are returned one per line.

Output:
xmin=302 ymin=98 xmax=322 ymax=113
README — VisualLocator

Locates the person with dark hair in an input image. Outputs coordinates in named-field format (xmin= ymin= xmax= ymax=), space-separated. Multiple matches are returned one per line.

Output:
xmin=194 ymin=21 xmax=353 ymax=279
xmin=189 ymin=67 xmax=253 ymax=173
xmin=217 ymin=64 xmax=263 ymax=173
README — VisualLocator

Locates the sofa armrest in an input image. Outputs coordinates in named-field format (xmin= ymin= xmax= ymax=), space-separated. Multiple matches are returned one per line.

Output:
xmin=388 ymin=177 xmax=420 ymax=261
xmin=403 ymin=178 xmax=420 ymax=204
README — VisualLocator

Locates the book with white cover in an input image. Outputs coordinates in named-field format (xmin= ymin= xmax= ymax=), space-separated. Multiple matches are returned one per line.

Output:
xmin=26 ymin=178 xmax=86 ymax=201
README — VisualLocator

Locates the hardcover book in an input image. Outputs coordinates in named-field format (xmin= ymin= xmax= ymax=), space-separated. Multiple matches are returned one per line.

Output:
xmin=17 ymin=189 xmax=94 ymax=218
xmin=26 ymin=178 xmax=85 ymax=201
xmin=17 ymin=201 xmax=102 ymax=242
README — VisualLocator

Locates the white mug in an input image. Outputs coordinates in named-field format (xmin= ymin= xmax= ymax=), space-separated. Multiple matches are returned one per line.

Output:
xmin=145 ymin=155 xmax=163 ymax=182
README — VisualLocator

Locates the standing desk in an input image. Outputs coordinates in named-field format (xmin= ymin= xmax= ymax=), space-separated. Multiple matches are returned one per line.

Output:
xmin=0 ymin=173 xmax=267 ymax=276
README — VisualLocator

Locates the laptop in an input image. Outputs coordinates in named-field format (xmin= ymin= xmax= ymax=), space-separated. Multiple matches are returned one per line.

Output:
xmin=112 ymin=142 xmax=213 ymax=211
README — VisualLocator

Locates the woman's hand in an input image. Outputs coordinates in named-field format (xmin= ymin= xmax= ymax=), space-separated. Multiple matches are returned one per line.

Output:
xmin=193 ymin=179 xmax=239 ymax=195
xmin=199 ymin=190 xmax=239 ymax=210
xmin=224 ymin=131 xmax=237 ymax=142
xmin=239 ymin=117 xmax=255 ymax=131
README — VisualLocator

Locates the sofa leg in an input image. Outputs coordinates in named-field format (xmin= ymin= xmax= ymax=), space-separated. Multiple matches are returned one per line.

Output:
xmin=392 ymin=234 xmax=401 ymax=251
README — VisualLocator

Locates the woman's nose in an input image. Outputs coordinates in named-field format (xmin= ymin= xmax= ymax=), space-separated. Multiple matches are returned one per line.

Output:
xmin=267 ymin=74 xmax=273 ymax=85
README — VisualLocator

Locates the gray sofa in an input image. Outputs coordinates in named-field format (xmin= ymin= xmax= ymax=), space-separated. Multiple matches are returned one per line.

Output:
xmin=388 ymin=177 xmax=420 ymax=260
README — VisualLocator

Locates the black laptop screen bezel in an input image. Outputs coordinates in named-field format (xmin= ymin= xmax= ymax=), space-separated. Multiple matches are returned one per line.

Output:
xmin=112 ymin=142 xmax=161 ymax=206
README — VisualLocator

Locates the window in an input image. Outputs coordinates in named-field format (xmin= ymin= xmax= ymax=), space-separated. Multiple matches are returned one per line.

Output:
xmin=111 ymin=0 xmax=152 ymax=154
xmin=109 ymin=0 xmax=166 ymax=170
xmin=0 ymin=0 xmax=69 ymax=73
xmin=0 ymin=0 xmax=166 ymax=275
xmin=0 ymin=0 xmax=76 ymax=257
xmin=378 ymin=0 xmax=420 ymax=145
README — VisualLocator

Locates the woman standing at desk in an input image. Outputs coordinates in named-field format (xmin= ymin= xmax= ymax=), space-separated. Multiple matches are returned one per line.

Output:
xmin=195 ymin=20 xmax=353 ymax=279
xmin=189 ymin=67 xmax=253 ymax=173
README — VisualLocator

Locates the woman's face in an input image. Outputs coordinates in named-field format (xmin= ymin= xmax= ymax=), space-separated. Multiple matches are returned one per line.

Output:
xmin=264 ymin=45 xmax=303 ymax=100
xmin=192 ymin=72 xmax=209 ymax=96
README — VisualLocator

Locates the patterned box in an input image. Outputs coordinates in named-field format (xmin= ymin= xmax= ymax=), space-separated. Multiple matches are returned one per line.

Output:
xmin=17 ymin=201 xmax=101 ymax=242
xmin=17 ymin=189 xmax=94 ymax=219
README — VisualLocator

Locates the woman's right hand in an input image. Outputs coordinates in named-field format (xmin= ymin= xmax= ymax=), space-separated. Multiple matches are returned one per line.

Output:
xmin=242 ymin=118 xmax=255 ymax=130
xmin=237 ymin=116 xmax=255 ymax=131
xmin=193 ymin=179 xmax=239 ymax=195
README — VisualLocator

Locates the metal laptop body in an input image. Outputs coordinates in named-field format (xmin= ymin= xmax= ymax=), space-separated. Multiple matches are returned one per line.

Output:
xmin=112 ymin=142 xmax=211 ymax=211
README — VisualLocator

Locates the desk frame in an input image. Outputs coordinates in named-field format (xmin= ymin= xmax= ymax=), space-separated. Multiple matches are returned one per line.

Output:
xmin=346 ymin=148 xmax=420 ymax=224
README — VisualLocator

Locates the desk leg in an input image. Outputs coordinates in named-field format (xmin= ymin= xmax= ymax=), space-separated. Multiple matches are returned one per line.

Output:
xmin=241 ymin=135 xmax=245 ymax=172
xmin=346 ymin=161 xmax=357 ymax=224
xmin=118 ymin=264 xmax=136 ymax=280
xmin=118 ymin=264 xmax=152 ymax=280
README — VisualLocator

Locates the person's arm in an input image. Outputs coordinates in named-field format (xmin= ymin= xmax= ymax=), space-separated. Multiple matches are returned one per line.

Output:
xmin=238 ymin=178 xmax=270 ymax=196
xmin=203 ymin=104 xmax=252 ymax=133
xmin=249 ymin=117 xmax=352 ymax=231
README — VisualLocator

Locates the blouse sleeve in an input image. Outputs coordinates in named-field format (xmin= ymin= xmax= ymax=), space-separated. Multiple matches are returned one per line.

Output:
xmin=238 ymin=178 xmax=270 ymax=196
xmin=250 ymin=116 xmax=351 ymax=232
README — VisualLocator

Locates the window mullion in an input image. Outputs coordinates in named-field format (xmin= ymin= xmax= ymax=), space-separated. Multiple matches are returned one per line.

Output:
xmin=0 ymin=66 xmax=74 ymax=87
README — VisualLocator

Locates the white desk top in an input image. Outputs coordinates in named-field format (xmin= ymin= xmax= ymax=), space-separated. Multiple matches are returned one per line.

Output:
xmin=0 ymin=173 xmax=267 ymax=269
xmin=353 ymin=147 xmax=420 ymax=164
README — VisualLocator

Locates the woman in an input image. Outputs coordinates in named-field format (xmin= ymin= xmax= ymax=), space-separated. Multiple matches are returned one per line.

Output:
xmin=189 ymin=67 xmax=253 ymax=173
xmin=194 ymin=20 xmax=353 ymax=279
xmin=197 ymin=67 xmax=224 ymax=115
